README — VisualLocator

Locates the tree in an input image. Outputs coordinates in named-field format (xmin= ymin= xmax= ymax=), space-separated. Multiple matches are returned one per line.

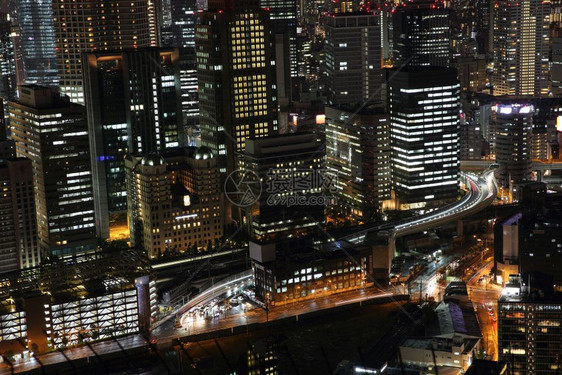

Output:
xmin=188 ymin=243 xmax=198 ymax=256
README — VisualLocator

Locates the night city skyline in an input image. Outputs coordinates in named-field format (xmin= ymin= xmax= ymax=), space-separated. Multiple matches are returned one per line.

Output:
xmin=0 ymin=0 xmax=561 ymax=374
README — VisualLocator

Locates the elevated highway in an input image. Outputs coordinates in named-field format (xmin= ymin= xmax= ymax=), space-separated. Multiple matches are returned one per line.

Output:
xmin=461 ymin=159 xmax=562 ymax=172
xmin=151 ymin=169 xmax=499 ymax=339
xmin=341 ymin=168 xmax=498 ymax=245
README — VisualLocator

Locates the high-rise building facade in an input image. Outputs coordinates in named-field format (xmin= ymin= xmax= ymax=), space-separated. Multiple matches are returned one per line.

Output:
xmin=324 ymin=12 xmax=381 ymax=106
xmin=0 ymin=13 xmax=16 ymax=101
xmin=160 ymin=0 xmax=200 ymax=139
xmin=240 ymin=133 xmax=326 ymax=241
xmin=261 ymin=0 xmax=298 ymax=103
xmin=8 ymin=86 xmax=96 ymax=258
xmin=389 ymin=67 xmax=460 ymax=206
xmin=0 ymin=158 xmax=39 ymax=272
xmin=12 ymin=0 xmax=58 ymax=87
xmin=125 ymin=147 xmax=223 ymax=258
xmin=498 ymin=277 xmax=562 ymax=375
xmin=83 ymin=48 xmax=183 ymax=239
xmin=392 ymin=1 xmax=450 ymax=68
xmin=196 ymin=0 xmax=278 ymax=175
xmin=492 ymin=0 xmax=550 ymax=96
xmin=52 ymin=0 xmax=153 ymax=104
xmin=475 ymin=0 xmax=493 ymax=54
xmin=551 ymin=38 xmax=562 ymax=96
xmin=493 ymin=103 xmax=533 ymax=187
xmin=325 ymin=105 xmax=391 ymax=222
xmin=454 ymin=57 xmax=488 ymax=93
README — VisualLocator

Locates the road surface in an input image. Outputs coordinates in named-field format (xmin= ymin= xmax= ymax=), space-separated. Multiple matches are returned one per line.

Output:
xmin=152 ymin=288 xmax=399 ymax=342
xmin=343 ymin=169 xmax=498 ymax=244
xmin=467 ymin=262 xmax=501 ymax=361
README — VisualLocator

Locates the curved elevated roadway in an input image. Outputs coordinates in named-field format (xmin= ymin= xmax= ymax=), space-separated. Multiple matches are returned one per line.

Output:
xmin=341 ymin=168 xmax=498 ymax=245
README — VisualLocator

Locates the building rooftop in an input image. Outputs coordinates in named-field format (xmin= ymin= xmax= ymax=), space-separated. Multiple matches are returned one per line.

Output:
xmin=426 ymin=300 xmax=481 ymax=339
xmin=0 ymin=248 xmax=151 ymax=306
xmin=401 ymin=336 xmax=479 ymax=355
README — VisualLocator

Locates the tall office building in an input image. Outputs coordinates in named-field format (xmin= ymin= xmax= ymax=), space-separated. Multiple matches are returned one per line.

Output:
xmin=493 ymin=103 xmax=533 ymax=187
xmin=161 ymin=0 xmax=197 ymax=49
xmin=325 ymin=105 xmax=391 ymax=222
xmin=261 ymin=0 xmax=298 ymax=102
xmin=476 ymin=0 xmax=493 ymax=54
xmin=147 ymin=0 xmax=161 ymax=47
xmin=454 ymin=57 xmax=488 ymax=92
xmin=0 ymin=14 xmax=16 ymax=101
xmin=12 ymin=0 xmax=58 ymax=87
xmin=551 ymin=38 xmax=562 ymax=96
xmin=8 ymin=86 xmax=96 ymax=258
xmin=324 ymin=12 xmax=381 ymax=106
xmin=240 ymin=133 xmax=326 ymax=241
xmin=492 ymin=0 xmax=550 ymax=96
xmin=0 ymin=158 xmax=39 ymax=272
xmin=160 ymin=0 xmax=199 ymax=137
xmin=125 ymin=147 xmax=223 ymax=258
xmin=0 ymin=113 xmax=37 ymax=273
xmin=196 ymin=0 xmax=278 ymax=175
xmin=389 ymin=67 xmax=460 ymax=207
xmin=51 ymin=0 xmax=153 ymax=104
xmin=381 ymin=6 xmax=394 ymax=64
xmin=392 ymin=1 xmax=450 ymax=68
xmin=83 ymin=48 xmax=183 ymax=240
xmin=498 ymin=275 xmax=562 ymax=375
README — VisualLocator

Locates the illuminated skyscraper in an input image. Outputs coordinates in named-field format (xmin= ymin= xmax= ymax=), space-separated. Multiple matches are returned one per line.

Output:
xmin=389 ymin=67 xmax=460 ymax=207
xmin=498 ymin=275 xmax=562 ymax=375
xmin=0 ymin=13 xmax=16 ymax=101
xmin=492 ymin=0 xmax=550 ymax=96
xmin=260 ymin=0 xmax=298 ymax=102
xmin=325 ymin=105 xmax=391 ymax=221
xmin=12 ymin=0 xmax=58 ymax=87
xmin=147 ymin=0 xmax=160 ymax=46
xmin=51 ymin=0 xmax=153 ymax=104
xmin=392 ymin=1 xmax=451 ymax=68
xmin=324 ymin=12 xmax=381 ymax=106
xmin=240 ymin=133 xmax=325 ymax=241
xmin=161 ymin=0 xmax=199 ymax=138
xmin=493 ymin=103 xmax=533 ymax=187
xmin=0 ymin=158 xmax=38 ymax=272
xmin=83 ymin=48 xmax=183 ymax=239
xmin=8 ymin=86 xmax=96 ymax=258
xmin=196 ymin=0 xmax=278 ymax=175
